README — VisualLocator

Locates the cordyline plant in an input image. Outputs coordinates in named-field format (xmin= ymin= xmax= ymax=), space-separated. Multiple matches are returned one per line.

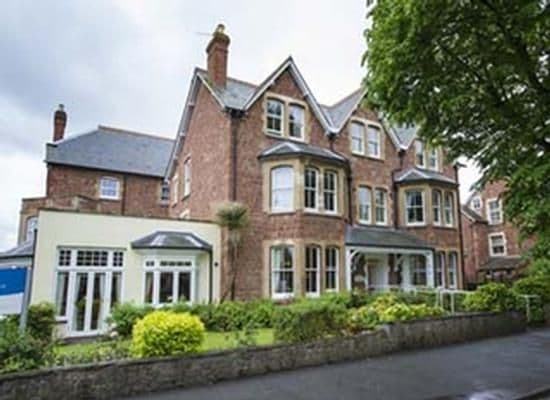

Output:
xmin=215 ymin=202 xmax=249 ymax=301
xmin=364 ymin=0 xmax=550 ymax=260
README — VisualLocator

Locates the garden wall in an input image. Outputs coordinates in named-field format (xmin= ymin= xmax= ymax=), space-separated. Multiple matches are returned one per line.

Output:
xmin=0 ymin=312 xmax=526 ymax=400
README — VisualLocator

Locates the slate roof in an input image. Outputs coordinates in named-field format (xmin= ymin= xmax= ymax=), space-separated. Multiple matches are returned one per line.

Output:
xmin=345 ymin=225 xmax=433 ymax=250
xmin=46 ymin=126 xmax=174 ymax=178
xmin=131 ymin=231 xmax=212 ymax=251
xmin=0 ymin=240 xmax=34 ymax=260
xmin=196 ymin=69 xmax=256 ymax=110
xmin=391 ymin=125 xmax=418 ymax=149
xmin=395 ymin=167 xmax=456 ymax=185
xmin=461 ymin=205 xmax=486 ymax=223
xmin=321 ymin=89 xmax=364 ymax=129
xmin=258 ymin=141 xmax=347 ymax=164
xmin=479 ymin=256 xmax=524 ymax=271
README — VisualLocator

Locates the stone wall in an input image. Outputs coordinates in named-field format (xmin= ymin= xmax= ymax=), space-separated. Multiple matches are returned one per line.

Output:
xmin=0 ymin=312 xmax=526 ymax=400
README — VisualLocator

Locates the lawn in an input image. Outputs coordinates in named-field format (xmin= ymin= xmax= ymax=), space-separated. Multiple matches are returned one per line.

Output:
xmin=56 ymin=329 xmax=275 ymax=360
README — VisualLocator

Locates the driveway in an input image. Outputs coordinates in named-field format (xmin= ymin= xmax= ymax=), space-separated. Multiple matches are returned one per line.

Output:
xmin=125 ymin=328 xmax=550 ymax=400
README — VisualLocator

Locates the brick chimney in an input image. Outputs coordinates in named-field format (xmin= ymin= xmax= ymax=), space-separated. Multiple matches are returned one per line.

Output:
xmin=206 ymin=24 xmax=230 ymax=87
xmin=53 ymin=104 xmax=67 ymax=141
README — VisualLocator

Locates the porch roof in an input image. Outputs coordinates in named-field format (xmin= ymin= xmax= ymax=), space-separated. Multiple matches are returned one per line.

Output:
xmin=0 ymin=240 xmax=34 ymax=261
xmin=479 ymin=256 xmax=524 ymax=271
xmin=345 ymin=225 xmax=434 ymax=250
xmin=131 ymin=231 xmax=212 ymax=251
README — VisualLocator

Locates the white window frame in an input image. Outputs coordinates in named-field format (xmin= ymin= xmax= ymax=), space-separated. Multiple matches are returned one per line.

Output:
xmin=487 ymin=198 xmax=503 ymax=225
xmin=358 ymin=186 xmax=372 ymax=224
xmin=367 ymin=125 xmax=381 ymax=158
xmin=350 ymin=122 xmax=365 ymax=155
xmin=305 ymin=245 xmax=321 ymax=297
xmin=447 ymin=252 xmax=458 ymax=289
xmin=54 ymin=248 xmax=124 ymax=336
xmin=444 ymin=191 xmax=455 ymax=227
xmin=304 ymin=167 xmax=319 ymax=211
xmin=489 ymin=232 xmax=507 ymax=256
xmin=325 ymin=246 xmax=339 ymax=292
xmin=434 ymin=251 xmax=445 ymax=287
xmin=99 ymin=177 xmax=120 ymax=200
xmin=471 ymin=195 xmax=482 ymax=212
xmin=271 ymin=246 xmax=295 ymax=300
xmin=288 ymin=104 xmax=305 ymax=140
xmin=374 ymin=188 xmax=387 ymax=225
xmin=428 ymin=147 xmax=439 ymax=171
xmin=432 ymin=190 xmax=442 ymax=226
xmin=183 ymin=159 xmax=191 ymax=197
xmin=271 ymin=166 xmax=294 ymax=213
xmin=266 ymin=98 xmax=284 ymax=136
xmin=415 ymin=140 xmax=425 ymax=168
xmin=172 ymin=174 xmax=179 ymax=205
xmin=160 ymin=181 xmax=170 ymax=204
xmin=405 ymin=190 xmax=425 ymax=226
xmin=323 ymin=170 xmax=338 ymax=214
xmin=142 ymin=257 xmax=197 ymax=306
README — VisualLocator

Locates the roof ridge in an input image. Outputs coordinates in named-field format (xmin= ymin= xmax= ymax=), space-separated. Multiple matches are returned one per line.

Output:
xmin=328 ymin=88 xmax=364 ymax=109
xmin=97 ymin=125 xmax=174 ymax=142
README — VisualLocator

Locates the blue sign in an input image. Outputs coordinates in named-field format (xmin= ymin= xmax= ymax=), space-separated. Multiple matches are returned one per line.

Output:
xmin=0 ymin=267 xmax=28 ymax=315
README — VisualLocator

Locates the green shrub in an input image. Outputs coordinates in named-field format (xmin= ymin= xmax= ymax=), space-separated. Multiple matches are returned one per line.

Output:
xmin=244 ymin=299 xmax=276 ymax=328
xmin=0 ymin=319 xmax=52 ymax=373
xmin=528 ymin=258 xmax=550 ymax=278
xmin=26 ymin=302 xmax=56 ymax=342
xmin=131 ymin=311 xmax=205 ymax=358
xmin=347 ymin=306 xmax=380 ymax=333
xmin=273 ymin=299 xmax=347 ymax=343
xmin=378 ymin=303 xmax=445 ymax=323
xmin=463 ymin=283 xmax=520 ymax=313
xmin=54 ymin=339 xmax=131 ymax=366
xmin=320 ymin=291 xmax=372 ymax=309
xmin=108 ymin=303 xmax=153 ymax=338
xmin=513 ymin=275 xmax=550 ymax=323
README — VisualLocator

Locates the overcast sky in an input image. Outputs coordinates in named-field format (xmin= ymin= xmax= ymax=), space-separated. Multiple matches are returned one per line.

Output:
xmin=0 ymin=0 xmax=479 ymax=250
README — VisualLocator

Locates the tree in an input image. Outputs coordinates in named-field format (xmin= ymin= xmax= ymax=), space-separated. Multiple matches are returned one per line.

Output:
xmin=364 ymin=0 xmax=550 ymax=258
xmin=215 ymin=202 xmax=249 ymax=301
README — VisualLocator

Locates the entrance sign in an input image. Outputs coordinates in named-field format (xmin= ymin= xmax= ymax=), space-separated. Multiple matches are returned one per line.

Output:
xmin=0 ymin=267 xmax=27 ymax=315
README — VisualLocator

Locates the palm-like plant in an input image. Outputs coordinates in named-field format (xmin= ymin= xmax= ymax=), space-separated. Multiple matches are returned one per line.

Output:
xmin=215 ymin=202 xmax=249 ymax=301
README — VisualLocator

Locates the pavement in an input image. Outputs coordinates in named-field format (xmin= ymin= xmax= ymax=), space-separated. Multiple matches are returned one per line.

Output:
xmin=125 ymin=328 xmax=550 ymax=400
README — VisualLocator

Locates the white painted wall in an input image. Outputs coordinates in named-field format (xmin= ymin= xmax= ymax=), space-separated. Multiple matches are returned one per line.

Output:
xmin=32 ymin=210 xmax=221 ymax=310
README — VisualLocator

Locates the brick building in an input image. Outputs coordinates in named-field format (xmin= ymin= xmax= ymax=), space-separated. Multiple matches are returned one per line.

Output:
xmin=0 ymin=25 xmax=466 ymax=335
xmin=461 ymin=181 xmax=530 ymax=288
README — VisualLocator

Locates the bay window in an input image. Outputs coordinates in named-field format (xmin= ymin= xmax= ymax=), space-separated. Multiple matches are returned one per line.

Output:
xmin=405 ymin=190 xmax=425 ymax=225
xmin=304 ymin=167 xmax=318 ymax=210
xmin=271 ymin=246 xmax=294 ymax=299
xmin=143 ymin=259 xmax=195 ymax=306
xmin=358 ymin=186 xmax=371 ymax=224
xmin=374 ymin=189 xmax=387 ymax=225
xmin=305 ymin=246 xmax=320 ymax=297
xmin=432 ymin=190 xmax=442 ymax=225
xmin=411 ymin=255 xmax=427 ymax=286
xmin=325 ymin=247 xmax=339 ymax=291
xmin=289 ymin=104 xmax=305 ymax=139
xmin=271 ymin=166 xmax=294 ymax=212
xmin=266 ymin=98 xmax=284 ymax=135
xmin=367 ymin=125 xmax=381 ymax=158
xmin=434 ymin=252 xmax=445 ymax=287
xmin=323 ymin=171 xmax=337 ymax=213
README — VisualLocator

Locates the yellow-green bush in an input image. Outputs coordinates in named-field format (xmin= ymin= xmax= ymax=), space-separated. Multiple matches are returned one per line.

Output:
xmin=131 ymin=311 xmax=205 ymax=358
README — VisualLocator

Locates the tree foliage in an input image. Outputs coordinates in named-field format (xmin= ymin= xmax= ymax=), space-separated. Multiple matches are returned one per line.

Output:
xmin=364 ymin=0 xmax=550 ymax=257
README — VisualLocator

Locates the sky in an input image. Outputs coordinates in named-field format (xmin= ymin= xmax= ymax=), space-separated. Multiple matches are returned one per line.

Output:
xmin=0 ymin=0 xmax=479 ymax=250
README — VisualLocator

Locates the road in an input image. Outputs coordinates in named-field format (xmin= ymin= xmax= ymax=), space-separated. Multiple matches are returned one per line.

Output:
xmin=125 ymin=328 xmax=550 ymax=400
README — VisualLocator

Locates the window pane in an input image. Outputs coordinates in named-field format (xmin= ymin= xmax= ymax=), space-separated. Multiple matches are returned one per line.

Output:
xmin=444 ymin=192 xmax=454 ymax=225
xmin=406 ymin=191 xmax=424 ymax=223
xmin=271 ymin=167 xmax=294 ymax=211
xmin=111 ymin=272 xmax=122 ymax=308
xmin=323 ymin=171 xmax=337 ymax=212
xmin=375 ymin=189 xmax=386 ymax=224
xmin=271 ymin=246 xmax=294 ymax=296
xmin=160 ymin=182 xmax=170 ymax=202
xmin=289 ymin=105 xmax=304 ymax=138
xmin=434 ymin=252 xmax=444 ymax=287
xmin=432 ymin=191 xmax=441 ymax=224
xmin=358 ymin=187 xmax=371 ymax=222
xmin=325 ymin=247 xmax=338 ymax=291
xmin=178 ymin=272 xmax=191 ymax=302
xmin=113 ymin=251 xmax=124 ymax=267
xmin=144 ymin=272 xmax=154 ymax=303
xmin=55 ymin=272 xmax=69 ymax=317
xmin=415 ymin=141 xmax=425 ymax=166
xmin=90 ymin=273 xmax=106 ymax=331
xmin=159 ymin=272 xmax=174 ymax=304
xmin=76 ymin=250 xmax=108 ymax=267
xmin=304 ymin=168 xmax=318 ymax=209
xmin=100 ymin=178 xmax=120 ymax=199
xmin=58 ymin=249 xmax=72 ymax=266
xmin=367 ymin=125 xmax=380 ymax=157
xmin=267 ymin=99 xmax=284 ymax=134
xmin=305 ymin=246 xmax=319 ymax=295
xmin=411 ymin=255 xmax=427 ymax=286
xmin=351 ymin=122 xmax=365 ymax=153
xmin=73 ymin=273 xmax=88 ymax=332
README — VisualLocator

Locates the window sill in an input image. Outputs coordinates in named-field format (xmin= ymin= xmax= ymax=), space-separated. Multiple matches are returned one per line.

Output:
xmin=99 ymin=197 xmax=121 ymax=202
xmin=433 ymin=225 xmax=457 ymax=230
xmin=351 ymin=152 xmax=384 ymax=162
xmin=405 ymin=223 xmax=427 ymax=227
xmin=265 ymin=132 xmax=306 ymax=143
xmin=272 ymin=293 xmax=294 ymax=301
xmin=303 ymin=210 xmax=343 ymax=219
xmin=268 ymin=210 xmax=297 ymax=216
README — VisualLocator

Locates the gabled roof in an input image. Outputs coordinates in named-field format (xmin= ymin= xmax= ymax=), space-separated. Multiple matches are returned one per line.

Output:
xmin=395 ymin=167 xmax=456 ymax=185
xmin=390 ymin=125 xmax=418 ymax=149
xmin=131 ymin=231 xmax=212 ymax=251
xmin=258 ymin=141 xmax=347 ymax=164
xmin=345 ymin=225 xmax=433 ymax=250
xmin=47 ymin=126 xmax=174 ymax=178
xmin=0 ymin=240 xmax=34 ymax=261
xmin=461 ymin=205 xmax=486 ymax=223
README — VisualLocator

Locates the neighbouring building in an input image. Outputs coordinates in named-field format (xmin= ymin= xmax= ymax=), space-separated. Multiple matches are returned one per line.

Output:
xmin=0 ymin=24 xmax=464 ymax=337
xmin=461 ymin=181 xmax=531 ymax=288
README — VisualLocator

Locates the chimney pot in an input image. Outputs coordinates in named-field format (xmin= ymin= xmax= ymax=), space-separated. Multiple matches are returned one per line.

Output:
xmin=53 ymin=104 xmax=67 ymax=142
xmin=206 ymin=23 xmax=230 ymax=88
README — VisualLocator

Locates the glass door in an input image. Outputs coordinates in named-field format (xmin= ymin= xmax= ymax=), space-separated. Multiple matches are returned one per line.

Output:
xmin=71 ymin=272 xmax=107 ymax=334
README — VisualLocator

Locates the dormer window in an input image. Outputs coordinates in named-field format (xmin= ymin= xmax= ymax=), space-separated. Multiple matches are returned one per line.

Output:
xmin=99 ymin=177 xmax=120 ymax=200
xmin=351 ymin=122 xmax=365 ymax=154
xmin=266 ymin=99 xmax=284 ymax=135
xmin=415 ymin=140 xmax=440 ymax=171
xmin=428 ymin=148 xmax=439 ymax=170
xmin=289 ymin=104 xmax=305 ymax=140
xmin=350 ymin=120 xmax=383 ymax=159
